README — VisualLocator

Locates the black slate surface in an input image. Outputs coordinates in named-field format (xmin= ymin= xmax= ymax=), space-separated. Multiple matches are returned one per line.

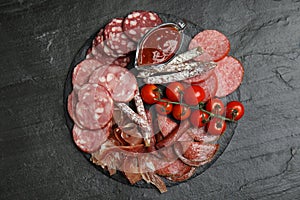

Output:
xmin=1 ymin=0 xmax=300 ymax=199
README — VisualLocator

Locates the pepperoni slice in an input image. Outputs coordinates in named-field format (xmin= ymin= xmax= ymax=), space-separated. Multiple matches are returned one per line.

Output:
xmin=72 ymin=122 xmax=111 ymax=153
xmin=75 ymin=84 xmax=113 ymax=130
xmin=214 ymin=56 xmax=244 ymax=97
xmin=72 ymin=59 xmax=103 ymax=90
xmin=104 ymin=18 xmax=136 ymax=56
xmin=123 ymin=11 xmax=162 ymax=42
xmin=189 ymin=30 xmax=230 ymax=62
xmin=195 ymin=71 xmax=218 ymax=102
xmin=89 ymin=66 xmax=137 ymax=102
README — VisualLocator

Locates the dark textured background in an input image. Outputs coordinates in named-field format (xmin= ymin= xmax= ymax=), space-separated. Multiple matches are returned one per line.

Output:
xmin=1 ymin=0 xmax=300 ymax=199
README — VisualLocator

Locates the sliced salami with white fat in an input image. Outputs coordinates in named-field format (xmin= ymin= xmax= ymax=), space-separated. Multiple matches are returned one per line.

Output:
xmin=89 ymin=66 xmax=137 ymax=102
xmin=123 ymin=11 xmax=162 ymax=42
xmin=75 ymin=84 xmax=113 ymax=130
xmin=72 ymin=59 xmax=103 ymax=90
xmin=104 ymin=18 xmax=136 ymax=56
xmin=72 ymin=122 xmax=111 ymax=153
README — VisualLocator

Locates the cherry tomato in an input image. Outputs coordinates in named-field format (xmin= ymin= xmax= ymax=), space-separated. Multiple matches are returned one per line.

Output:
xmin=155 ymin=98 xmax=173 ymax=115
xmin=172 ymin=104 xmax=191 ymax=120
xmin=183 ymin=85 xmax=206 ymax=105
xmin=206 ymin=118 xmax=226 ymax=135
xmin=226 ymin=101 xmax=245 ymax=121
xmin=165 ymin=82 xmax=185 ymax=102
xmin=141 ymin=84 xmax=161 ymax=104
xmin=190 ymin=110 xmax=210 ymax=128
xmin=206 ymin=98 xmax=225 ymax=115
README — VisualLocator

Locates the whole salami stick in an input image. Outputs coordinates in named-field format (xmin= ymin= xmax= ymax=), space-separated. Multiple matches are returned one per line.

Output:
xmin=134 ymin=91 xmax=152 ymax=146
xmin=115 ymin=102 xmax=152 ymax=146
xmin=167 ymin=46 xmax=203 ymax=65
xmin=143 ymin=62 xmax=216 ymax=84
xmin=137 ymin=61 xmax=206 ymax=78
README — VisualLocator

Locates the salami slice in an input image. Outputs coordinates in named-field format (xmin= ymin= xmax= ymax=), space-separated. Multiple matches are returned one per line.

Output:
xmin=72 ymin=59 xmax=103 ymax=90
xmin=104 ymin=18 xmax=136 ymax=56
xmin=155 ymin=159 xmax=191 ymax=177
xmin=72 ymin=122 xmax=111 ymax=153
xmin=67 ymin=91 xmax=84 ymax=129
xmin=90 ymin=66 xmax=138 ymax=102
xmin=188 ymin=127 xmax=219 ymax=143
xmin=91 ymin=29 xmax=119 ymax=58
xmin=182 ymin=142 xmax=219 ymax=162
xmin=90 ymin=29 xmax=131 ymax=66
xmin=75 ymin=84 xmax=113 ymax=130
xmin=189 ymin=30 xmax=230 ymax=62
xmin=167 ymin=167 xmax=196 ymax=182
xmin=214 ymin=56 xmax=244 ymax=97
xmin=195 ymin=71 xmax=218 ymax=102
xmin=157 ymin=114 xmax=178 ymax=137
xmin=123 ymin=11 xmax=162 ymax=42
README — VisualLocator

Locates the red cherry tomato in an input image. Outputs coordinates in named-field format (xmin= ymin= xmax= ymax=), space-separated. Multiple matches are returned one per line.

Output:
xmin=183 ymin=85 xmax=206 ymax=105
xmin=155 ymin=98 xmax=173 ymax=115
xmin=141 ymin=84 xmax=161 ymax=104
xmin=165 ymin=82 xmax=185 ymax=102
xmin=226 ymin=101 xmax=245 ymax=121
xmin=206 ymin=118 xmax=226 ymax=135
xmin=172 ymin=104 xmax=191 ymax=120
xmin=206 ymin=98 xmax=225 ymax=115
xmin=190 ymin=110 xmax=210 ymax=128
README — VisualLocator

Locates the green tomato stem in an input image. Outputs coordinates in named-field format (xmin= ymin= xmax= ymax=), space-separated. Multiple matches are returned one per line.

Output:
xmin=154 ymin=98 xmax=236 ymax=123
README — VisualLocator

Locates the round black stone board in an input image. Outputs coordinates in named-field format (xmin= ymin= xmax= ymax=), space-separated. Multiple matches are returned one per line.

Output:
xmin=63 ymin=12 xmax=240 ymax=189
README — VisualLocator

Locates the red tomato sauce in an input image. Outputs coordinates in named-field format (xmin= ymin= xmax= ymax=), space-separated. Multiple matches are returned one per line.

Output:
xmin=138 ymin=26 xmax=181 ymax=66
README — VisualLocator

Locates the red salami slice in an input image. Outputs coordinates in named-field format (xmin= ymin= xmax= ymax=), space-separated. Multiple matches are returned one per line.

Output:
xmin=67 ymin=91 xmax=84 ymax=129
xmin=72 ymin=59 xmax=103 ymax=90
xmin=188 ymin=127 xmax=219 ymax=143
xmin=89 ymin=66 xmax=138 ymax=102
xmin=157 ymin=114 xmax=178 ymax=137
xmin=155 ymin=159 xmax=191 ymax=177
xmin=189 ymin=30 xmax=230 ymax=62
xmin=123 ymin=11 xmax=162 ymax=42
xmin=104 ymin=18 xmax=136 ymax=56
xmin=167 ymin=167 xmax=196 ymax=182
xmin=214 ymin=56 xmax=244 ymax=97
xmin=75 ymin=84 xmax=113 ymax=129
xmin=72 ymin=122 xmax=111 ymax=153
xmin=182 ymin=142 xmax=219 ymax=162
xmin=195 ymin=71 xmax=218 ymax=102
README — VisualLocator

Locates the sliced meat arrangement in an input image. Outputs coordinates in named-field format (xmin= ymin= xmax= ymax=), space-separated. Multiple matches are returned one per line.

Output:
xmin=67 ymin=10 xmax=245 ymax=193
xmin=104 ymin=18 xmax=136 ymax=56
xmin=123 ymin=10 xmax=162 ymax=42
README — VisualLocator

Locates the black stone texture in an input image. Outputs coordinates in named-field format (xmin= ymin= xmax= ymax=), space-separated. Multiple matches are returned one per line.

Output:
xmin=1 ymin=0 xmax=300 ymax=199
